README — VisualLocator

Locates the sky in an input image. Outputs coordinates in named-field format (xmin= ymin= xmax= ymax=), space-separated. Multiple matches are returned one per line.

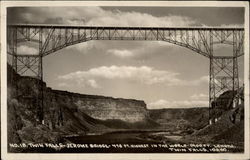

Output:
xmin=7 ymin=6 xmax=245 ymax=109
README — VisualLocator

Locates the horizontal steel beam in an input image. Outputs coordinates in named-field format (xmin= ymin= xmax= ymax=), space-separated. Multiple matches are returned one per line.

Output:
xmin=8 ymin=24 xmax=244 ymax=31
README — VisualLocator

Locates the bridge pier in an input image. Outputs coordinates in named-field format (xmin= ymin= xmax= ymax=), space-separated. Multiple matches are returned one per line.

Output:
xmin=209 ymin=56 xmax=239 ymax=124
xmin=208 ymin=30 xmax=243 ymax=124
xmin=7 ymin=54 xmax=44 ymax=124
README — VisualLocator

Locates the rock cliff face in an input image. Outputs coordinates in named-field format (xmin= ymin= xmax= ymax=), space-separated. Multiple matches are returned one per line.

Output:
xmin=52 ymin=90 xmax=148 ymax=123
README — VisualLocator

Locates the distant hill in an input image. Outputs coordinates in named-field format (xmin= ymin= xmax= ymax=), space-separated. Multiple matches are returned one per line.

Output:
xmin=149 ymin=108 xmax=209 ymax=134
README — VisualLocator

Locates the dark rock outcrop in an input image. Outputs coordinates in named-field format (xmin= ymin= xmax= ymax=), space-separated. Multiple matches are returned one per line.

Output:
xmin=149 ymin=108 xmax=209 ymax=133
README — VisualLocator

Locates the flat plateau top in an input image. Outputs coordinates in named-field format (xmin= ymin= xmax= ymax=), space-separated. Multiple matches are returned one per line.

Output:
xmin=7 ymin=24 xmax=244 ymax=31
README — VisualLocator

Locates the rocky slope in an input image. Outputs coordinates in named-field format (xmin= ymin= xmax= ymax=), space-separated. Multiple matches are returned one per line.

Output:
xmin=192 ymin=89 xmax=244 ymax=143
xmin=149 ymin=108 xmax=209 ymax=134
xmin=149 ymin=91 xmax=245 ymax=146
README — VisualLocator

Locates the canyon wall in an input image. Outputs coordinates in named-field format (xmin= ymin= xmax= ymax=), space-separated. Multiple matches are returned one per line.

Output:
xmin=51 ymin=90 xmax=148 ymax=123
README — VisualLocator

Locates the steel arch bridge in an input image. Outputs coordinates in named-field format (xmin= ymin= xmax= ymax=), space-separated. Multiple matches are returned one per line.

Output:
xmin=7 ymin=24 xmax=245 ymax=123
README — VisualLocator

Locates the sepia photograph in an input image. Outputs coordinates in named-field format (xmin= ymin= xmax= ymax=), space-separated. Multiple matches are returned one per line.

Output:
xmin=1 ymin=1 xmax=249 ymax=160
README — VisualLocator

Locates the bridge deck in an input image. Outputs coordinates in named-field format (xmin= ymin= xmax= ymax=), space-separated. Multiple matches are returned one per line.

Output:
xmin=8 ymin=24 xmax=244 ymax=31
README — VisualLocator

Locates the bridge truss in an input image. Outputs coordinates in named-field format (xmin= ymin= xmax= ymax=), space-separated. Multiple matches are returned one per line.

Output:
xmin=7 ymin=24 xmax=244 ymax=123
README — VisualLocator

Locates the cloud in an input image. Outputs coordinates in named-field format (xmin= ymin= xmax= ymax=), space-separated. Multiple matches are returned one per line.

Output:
xmin=190 ymin=75 xmax=209 ymax=85
xmin=107 ymin=49 xmax=134 ymax=58
xmin=58 ymin=65 xmax=210 ymax=88
xmin=57 ymin=82 xmax=69 ymax=87
xmin=57 ymin=79 xmax=100 ymax=89
xmin=190 ymin=93 xmax=208 ymax=100
xmin=87 ymin=79 xmax=100 ymax=88
xmin=66 ymin=41 xmax=97 ymax=53
xmin=58 ymin=65 xmax=187 ymax=86
xmin=61 ymin=35 xmax=172 ymax=61
xmin=11 ymin=7 xmax=199 ymax=27
xmin=18 ymin=45 xmax=38 ymax=55
xmin=64 ymin=39 xmax=171 ymax=60
xmin=105 ymin=41 xmax=172 ymax=59
xmin=86 ymin=10 xmax=199 ymax=27
xmin=148 ymin=99 xmax=208 ymax=109
xmin=148 ymin=92 xmax=209 ymax=109
xmin=199 ymin=75 xmax=209 ymax=83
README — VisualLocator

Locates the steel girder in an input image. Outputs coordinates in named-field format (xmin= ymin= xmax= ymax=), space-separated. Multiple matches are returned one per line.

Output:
xmin=7 ymin=24 xmax=245 ymax=124
xmin=7 ymin=24 xmax=244 ymax=58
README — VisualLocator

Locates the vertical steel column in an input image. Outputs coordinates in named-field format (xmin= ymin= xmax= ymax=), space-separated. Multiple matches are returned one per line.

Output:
xmin=38 ymin=28 xmax=44 ymax=124
xmin=233 ymin=30 xmax=239 ymax=107
xmin=209 ymin=30 xmax=214 ymax=123
xmin=11 ymin=27 xmax=18 ymax=97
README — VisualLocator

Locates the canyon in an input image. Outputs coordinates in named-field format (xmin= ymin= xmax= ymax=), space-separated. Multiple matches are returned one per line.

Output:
xmin=7 ymin=64 xmax=244 ymax=153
